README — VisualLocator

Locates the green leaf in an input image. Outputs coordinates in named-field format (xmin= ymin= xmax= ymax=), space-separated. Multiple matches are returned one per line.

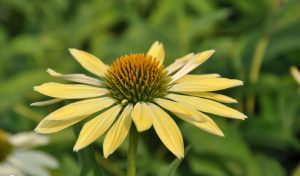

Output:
xmin=160 ymin=145 xmax=191 ymax=176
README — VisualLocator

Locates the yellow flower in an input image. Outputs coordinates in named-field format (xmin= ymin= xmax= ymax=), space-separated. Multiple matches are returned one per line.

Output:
xmin=33 ymin=41 xmax=247 ymax=158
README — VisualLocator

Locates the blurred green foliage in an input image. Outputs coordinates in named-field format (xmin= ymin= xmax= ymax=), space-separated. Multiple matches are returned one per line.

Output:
xmin=0 ymin=0 xmax=300 ymax=175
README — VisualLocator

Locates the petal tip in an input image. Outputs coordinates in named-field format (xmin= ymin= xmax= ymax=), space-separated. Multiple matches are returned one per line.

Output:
xmin=33 ymin=86 xmax=40 ymax=91
xmin=209 ymin=49 xmax=216 ymax=53
xmin=34 ymin=127 xmax=51 ymax=134
xmin=73 ymin=146 xmax=80 ymax=152
xmin=68 ymin=48 xmax=80 ymax=55
xmin=103 ymin=152 xmax=110 ymax=159
xmin=68 ymin=48 xmax=76 ymax=52
xmin=34 ymin=127 xmax=43 ymax=134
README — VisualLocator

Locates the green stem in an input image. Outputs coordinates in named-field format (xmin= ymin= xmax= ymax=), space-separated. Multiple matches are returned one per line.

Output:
xmin=127 ymin=128 xmax=139 ymax=176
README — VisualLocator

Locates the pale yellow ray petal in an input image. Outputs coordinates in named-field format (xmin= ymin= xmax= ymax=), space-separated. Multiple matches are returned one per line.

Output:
xmin=170 ymin=78 xmax=243 ymax=92
xmin=155 ymin=98 xmax=206 ymax=123
xmin=34 ymin=82 xmax=109 ymax=99
xmin=175 ymin=74 xmax=221 ymax=83
xmin=131 ymin=102 xmax=152 ymax=132
xmin=35 ymin=116 xmax=87 ymax=134
xmin=147 ymin=41 xmax=165 ymax=65
xmin=174 ymin=112 xmax=224 ymax=136
xmin=103 ymin=104 xmax=133 ymax=158
xmin=44 ymin=97 xmax=116 ymax=121
xmin=171 ymin=50 xmax=215 ymax=82
xmin=180 ymin=92 xmax=237 ymax=103
xmin=47 ymin=68 xmax=102 ymax=86
xmin=148 ymin=103 xmax=184 ymax=158
xmin=290 ymin=66 xmax=300 ymax=85
xmin=30 ymin=98 xmax=63 ymax=106
xmin=74 ymin=105 xmax=122 ymax=151
xmin=69 ymin=48 xmax=108 ymax=77
xmin=165 ymin=53 xmax=194 ymax=75
xmin=167 ymin=94 xmax=247 ymax=120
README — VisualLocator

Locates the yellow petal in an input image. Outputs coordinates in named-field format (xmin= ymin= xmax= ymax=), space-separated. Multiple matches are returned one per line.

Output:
xmin=74 ymin=105 xmax=122 ymax=151
xmin=147 ymin=41 xmax=165 ymax=65
xmin=149 ymin=103 xmax=184 ymax=158
xmin=168 ymin=94 xmax=247 ymax=120
xmin=180 ymin=92 xmax=237 ymax=103
xmin=175 ymin=74 xmax=221 ymax=83
xmin=35 ymin=116 xmax=87 ymax=134
xmin=34 ymin=82 xmax=109 ymax=99
xmin=47 ymin=68 xmax=102 ymax=86
xmin=171 ymin=50 xmax=215 ymax=82
xmin=165 ymin=53 xmax=194 ymax=75
xmin=155 ymin=98 xmax=206 ymax=123
xmin=30 ymin=98 xmax=63 ymax=106
xmin=170 ymin=78 xmax=243 ymax=92
xmin=174 ymin=112 xmax=224 ymax=136
xmin=69 ymin=48 xmax=108 ymax=77
xmin=44 ymin=97 xmax=116 ymax=121
xmin=290 ymin=66 xmax=300 ymax=85
xmin=103 ymin=104 xmax=133 ymax=158
xmin=131 ymin=102 xmax=152 ymax=132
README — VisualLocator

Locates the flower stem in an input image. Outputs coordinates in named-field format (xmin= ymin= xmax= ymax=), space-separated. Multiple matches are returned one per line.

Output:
xmin=127 ymin=127 xmax=139 ymax=176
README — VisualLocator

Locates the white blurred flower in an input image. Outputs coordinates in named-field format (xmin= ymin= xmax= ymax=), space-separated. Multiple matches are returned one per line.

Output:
xmin=0 ymin=130 xmax=58 ymax=176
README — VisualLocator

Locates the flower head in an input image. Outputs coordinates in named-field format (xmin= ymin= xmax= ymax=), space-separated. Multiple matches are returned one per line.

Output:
xmin=0 ymin=130 xmax=58 ymax=176
xmin=33 ymin=41 xmax=247 ymax=158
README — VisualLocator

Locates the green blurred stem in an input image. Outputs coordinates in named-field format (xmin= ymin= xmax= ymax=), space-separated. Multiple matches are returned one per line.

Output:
xmin=247 ymin=37 xmax=269 ymax=113
xmin=127 ymin=128 xmax=139 ymax=176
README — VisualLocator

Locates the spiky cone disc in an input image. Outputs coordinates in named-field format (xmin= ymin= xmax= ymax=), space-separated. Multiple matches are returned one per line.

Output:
xmin=105 ymin=54 xmax=172 ymax=104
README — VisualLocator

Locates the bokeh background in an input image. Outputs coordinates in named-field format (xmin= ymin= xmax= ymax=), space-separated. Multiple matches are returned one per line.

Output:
xmin=0 ymin=0 xmax=300 ymax=175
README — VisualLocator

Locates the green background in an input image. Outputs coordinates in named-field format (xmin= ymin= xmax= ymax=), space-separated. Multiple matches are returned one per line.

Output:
xmin=0 ymin=0 xmax=300 ymax=175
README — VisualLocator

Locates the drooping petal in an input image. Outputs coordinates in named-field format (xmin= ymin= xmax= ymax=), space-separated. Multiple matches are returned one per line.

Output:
xmin=35 ymin=116 xmax=87 ymax=134
xmin=175 ymin=74 xmax=221 ymax=83
xmin=9 ymin=132 xmax=49 ymax=148
xmin=148 ymin=103 xmax=184 ymax=158
xmin=167 ymin=94 xmax=247 ymax=120
xmin=30 ymin=98 xmax=63 ymax=106
xmin=131 ymin=102 xmax=152 ymax=132
xmin=174 ymin=111 xmax=224 ymax=136
xmin=9 ymin=150 xmax=57 ymax=176
xmin=69 ymin=48 xmax=108 ymax=77
xmin=13 ymin=150 xmax=58 ymax=168
xmin=34 ymin=82 xmax=109 ymax=99
xmin=171 ymin=50 xmax=215 ymax=82
xmin=155 ymin=98 xmax=206 ymax=123
xmin=74 ymin=105 xmax=122 ymax=151
xmin=179 ymin=92 xmax=237 ymax=103
xmin=103 ymin=104 xmax=133 ymax=158
xmin=147 ymin=41 xmax=165 ymax=65
xmin=156 ymin=99 xmax=221 ymax=135
xmin=41 ymin=97 xmax=116 ymax=121
xmin=165 ymin=53 xmax=194 ymax=75
xmin=170 ymin=78 xmax=243 ymax=92
xmin=47 ymin=68 xmax=103 ymax=86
